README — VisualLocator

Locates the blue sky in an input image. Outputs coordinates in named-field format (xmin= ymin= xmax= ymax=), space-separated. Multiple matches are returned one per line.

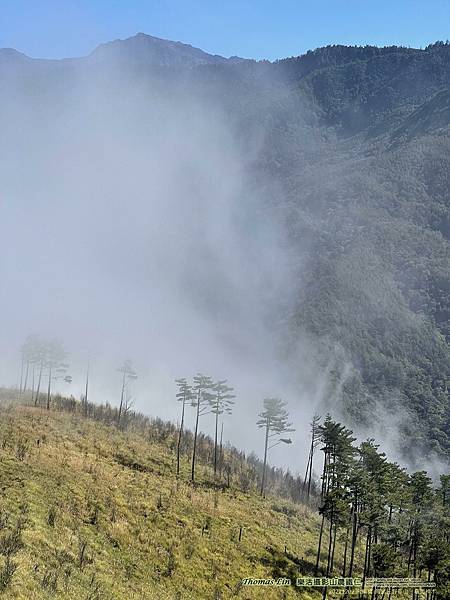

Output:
xmin=1 ymin=0 xmax=449 ymax=60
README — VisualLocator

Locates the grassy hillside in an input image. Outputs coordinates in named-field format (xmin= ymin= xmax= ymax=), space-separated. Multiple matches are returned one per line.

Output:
xmin=0 ymin=392 xmax=448 ymax=599
xmin=0 ymin=394 xmax=343 ymax=600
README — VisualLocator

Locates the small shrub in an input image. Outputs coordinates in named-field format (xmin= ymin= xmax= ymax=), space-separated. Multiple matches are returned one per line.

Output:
xmin=86 ymin=500 xmax=99 ymax=526
xmin=62 ymin=565 xmax=72 ymax=591
xmin=41 ymin=569 xmax=58 ymax=593
xmin=124 ymin=559 xmax=136 ymax=580
xmin=47 ymin=506 xmax=57 ymax=527
xmin=0 ymin=526 xmax=24 ymax=557
xmin=16 ymin=440 xmax=28 ymax=461
xmin=164 ymin=546 xmax=177 ymax=577
xmin=271 ymin=502 xmax=297 ymax=518
xmin=78 ymin=540 xmax=87 ymax=569
xmin=0 ymin=557 xmax=17 ymax=591
xmin=0 ymin=512 xmax=9 ymax=530
xmin=184 ymin=541 xmax=195 ymax=560
xmin=54 ymin=548 xmax=73 ymax=566
xmin=202 ymin=515 xmax=212 ymax=536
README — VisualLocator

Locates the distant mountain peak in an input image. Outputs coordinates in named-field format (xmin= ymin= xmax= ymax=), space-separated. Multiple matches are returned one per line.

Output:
xmin=0 ymin=48 xmax=30 ymax=61
xmin=89 ymin=32 xmax=234 ymax=68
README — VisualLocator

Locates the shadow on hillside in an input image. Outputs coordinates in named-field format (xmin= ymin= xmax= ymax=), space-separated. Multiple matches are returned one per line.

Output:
xmin=262 ymin=545 xmax=325 ymax=580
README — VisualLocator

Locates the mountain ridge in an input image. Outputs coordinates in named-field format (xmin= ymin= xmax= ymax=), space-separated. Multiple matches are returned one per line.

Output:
xmin=1 ymin=34 xmax=448 ymax=67
xmin=0 ymin=32 xmax=247 ymax=68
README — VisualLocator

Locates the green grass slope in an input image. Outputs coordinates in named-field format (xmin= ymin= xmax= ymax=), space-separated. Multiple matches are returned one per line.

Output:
xmin=0 ymin=398 xmax=346 ymax=600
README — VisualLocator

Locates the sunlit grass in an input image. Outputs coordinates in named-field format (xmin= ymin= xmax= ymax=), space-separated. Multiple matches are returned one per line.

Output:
xmin=0 ymin=397 xmax=347 ymax=599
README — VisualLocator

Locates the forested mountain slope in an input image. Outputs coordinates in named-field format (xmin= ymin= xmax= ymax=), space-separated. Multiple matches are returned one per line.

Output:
xmin=198 ymin=42 xmax=450 ymax=461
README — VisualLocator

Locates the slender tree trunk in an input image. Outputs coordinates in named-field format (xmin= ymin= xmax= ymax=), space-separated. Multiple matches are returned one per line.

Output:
xmin=46 ymin=366 xmax=52 ymax=410
xmin=219 ymin=422 xmax=224 ymax=480
xmin=84 ymin=363 xmax=89 ymax=417
xmin=18 ymin=355 xmax=24 ymax=400
xmin=330 ymin=522 xmax=337 ymax=574
xmin=326 ymin=518 xmax=334 ymax=575
xmin=315 ymin=513 xmax=325 ymax=574
xmin=348 ymin=510 xmax=358 ymax=577
xmin=407 ymin=526 xmax=414 ymax=573
xmin=412 ymin=527 xmax=418 ymax=598
xmin=302 ymin=448 xmax=312 ymax=497
xmin=176 ymin=396 xmax=186 ymax=478
xmin=35 ymin=362 xmax=43 ymax=407
xmin=342 ymin=518 xmax=351 ymax=576
xmin=362 ymin=526 xmax=372 ymax=589
xmin=213 ymin=407 xmax=219 ymax=476
xmin=260 ymin=421 xmax=269 ymax=496
xmin=118 ymin=371 xmax=126 ymax=425
xmin=23 ymin=360 xmax=29 ymax=396
xmin=307 ymin=434 xmax=315 ymax=498
xmin=191 ymin=395 xmax=200 ymax=483
xmin=30 ymin=364 xmax=35 ymax=405
xmin=316 ymin=447 xmax=331 ymax=576
xmin=321 ymin=450 xmax=329 ymax=499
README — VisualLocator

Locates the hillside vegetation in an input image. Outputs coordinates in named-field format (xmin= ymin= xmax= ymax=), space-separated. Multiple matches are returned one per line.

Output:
xmin=0 ymin=389 xmax=449 ymax=599
xmin=0 ymin=395 xmax=329 ymax=600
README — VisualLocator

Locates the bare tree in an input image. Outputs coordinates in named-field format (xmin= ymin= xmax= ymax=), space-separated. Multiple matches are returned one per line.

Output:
xmin=116 ymin=360 xmax=137 ymax=426
xmin=256 ymin=398 xmax=294 ymax=497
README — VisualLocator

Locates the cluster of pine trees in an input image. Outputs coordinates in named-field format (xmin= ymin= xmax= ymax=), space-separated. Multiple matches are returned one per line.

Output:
xmin=174 ymin=375 xmax=235 ymax=482
xmin=174 ymin=377 xmax=300 ymax=498
xmin=311 ymin=416 xmax=450 ymax=598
